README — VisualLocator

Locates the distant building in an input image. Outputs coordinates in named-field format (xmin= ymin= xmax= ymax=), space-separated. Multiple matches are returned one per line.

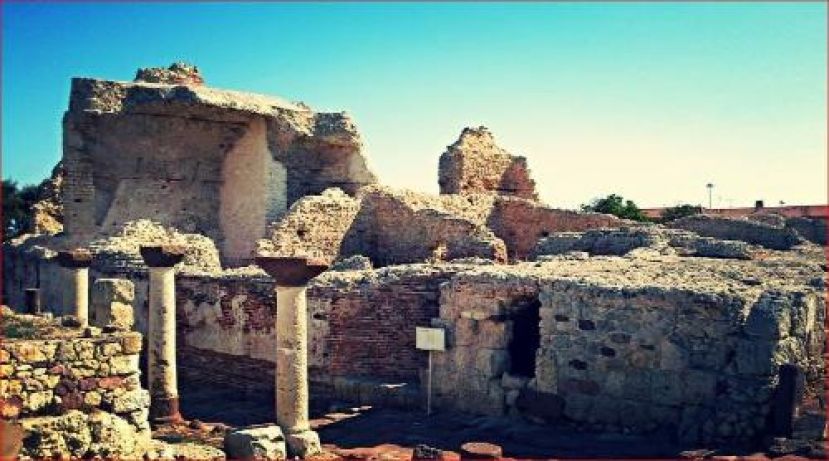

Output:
xmin=642 ymin=203 xmax=828 ymax=220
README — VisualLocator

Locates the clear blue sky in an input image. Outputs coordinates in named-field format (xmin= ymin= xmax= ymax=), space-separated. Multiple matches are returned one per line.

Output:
xmin=3 ymin=2 xmax=826 ymax=208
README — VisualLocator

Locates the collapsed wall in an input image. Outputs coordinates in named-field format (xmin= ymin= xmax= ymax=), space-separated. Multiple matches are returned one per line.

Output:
xmin=62 ymin=63 xmax=376 ymax=265
xmin=259 ymin=186 xmax=508 ymax=266
xmin=259 ymin=186 xmax=622 ymax=265
xmin=438 ymin=126 xmax=538 ymax=200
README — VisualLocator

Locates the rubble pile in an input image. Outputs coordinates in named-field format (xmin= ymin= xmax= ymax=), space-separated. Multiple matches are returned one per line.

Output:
xmin=134 ymin=62 xmax=204 ymax=85
xmin=87 ymin=220 xmax=221 ymax=273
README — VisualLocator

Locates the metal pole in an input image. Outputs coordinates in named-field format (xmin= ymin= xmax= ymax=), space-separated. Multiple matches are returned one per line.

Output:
xmin=427 ymin=350 xmax=432 ymax=416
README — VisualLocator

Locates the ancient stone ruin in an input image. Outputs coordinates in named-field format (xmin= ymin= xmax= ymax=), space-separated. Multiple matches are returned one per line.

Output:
xmin=2 ymin=63 xmax=825 ymax=459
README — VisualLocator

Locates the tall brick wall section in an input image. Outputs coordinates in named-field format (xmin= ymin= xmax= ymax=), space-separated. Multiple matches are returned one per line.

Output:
xmin=308 ymin=267 xmax=460 ymax=380
xmin=486 ymin=197 xmax=624 ymax=260
xmin=438 ymin=127 xmax=538 ymax=200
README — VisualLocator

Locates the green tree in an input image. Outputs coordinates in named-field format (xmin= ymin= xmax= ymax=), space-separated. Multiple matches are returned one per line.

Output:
xmin=3 ymin=179 xmax=39 ymax=240
xmin=660 ymin=204 xmax=702 ymax=223
xmin=581 ymin=194 xmax=650 ymax=222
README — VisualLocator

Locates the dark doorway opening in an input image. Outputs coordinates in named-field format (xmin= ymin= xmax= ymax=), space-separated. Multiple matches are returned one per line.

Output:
xmin=508 ymin=297 xmax=541 ymax=377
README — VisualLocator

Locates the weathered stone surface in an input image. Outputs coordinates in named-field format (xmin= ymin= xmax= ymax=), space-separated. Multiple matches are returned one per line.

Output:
xmin=62 ymin=65 xmax=376 ymax=266
xmin=671 ymin=215 xmax=803 ymax=250
xmin=18 ymin=410 xmax=149 ymax=458
xmin=532 ymin=225 xmax=752 ymax=260
xmin=284 ymin=430 xmax=322 ymax=457
xmin=439 ymin=127 xmax=537 ymax=201
xmin=785 ymin=216 xmax=827 ymax=245
xmin=224 ymin=425 xmax=287 ymax=460
xmin=88 ymin=219 xmax=221 ymax=273
xmin=31 ymin=162 xmax=65 ymax=235
xmin=134 ymin=62 xmax=204 ymax=85
xmin=330 ymin=254 xmax=373 ymax=271
xmin=459 ymin=441 xmax=503 ymax=459
xmin=91 ymin=278 xmax=135 ymax=330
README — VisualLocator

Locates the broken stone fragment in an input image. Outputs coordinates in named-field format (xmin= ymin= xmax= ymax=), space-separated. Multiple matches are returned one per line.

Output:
xmin=139 ymin=245 xmax=186 ymax=267
xmin=134 ymin=62 xmax=204 ymax=86
xmin=55 ymin=249 xmax=92 ymax=268
xmin=224 ymin=425 xmax=287 ymax=460
xmin=458 ymin=442 xmax=503 ymax=460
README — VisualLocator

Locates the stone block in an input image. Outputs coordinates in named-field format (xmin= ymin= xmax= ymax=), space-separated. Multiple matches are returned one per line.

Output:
xmin=224 ymin=425 xmax=287 ymax=460
xmin=515 ymin=389 xmax=564 ymax=422
xmin=745 ymin=293 xmax=791 ymax=339
xmin=284 ymin=430 xmax=321 ymax=457
xmin=91 ymin=279 xmax=135 ymax=330
xmin=120 ymin=333 xmax=143 ymax=354
xmin=475 ymin=349 xmax=510 ymax=378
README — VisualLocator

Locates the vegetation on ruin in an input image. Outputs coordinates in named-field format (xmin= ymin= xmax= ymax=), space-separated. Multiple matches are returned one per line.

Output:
xmin=660 ymin=204 xmax=703 ymax=223
xmin=2 ymin=179 xmax=38 ymax=240
xmin=581 ymin=194 xmax=650 ymax=222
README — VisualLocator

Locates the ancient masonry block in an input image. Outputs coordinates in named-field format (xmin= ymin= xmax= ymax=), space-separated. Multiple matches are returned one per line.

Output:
xmin=438 ymin=126 xmax=538 ymax=200
xmin=91 ymin=278 xmax=135 ymax=331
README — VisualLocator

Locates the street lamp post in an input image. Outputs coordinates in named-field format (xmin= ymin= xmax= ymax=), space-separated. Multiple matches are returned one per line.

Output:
xmin=706 ymin=183 xmax=714 ymax=210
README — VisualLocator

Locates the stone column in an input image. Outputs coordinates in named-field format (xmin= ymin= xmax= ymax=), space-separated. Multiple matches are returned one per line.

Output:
xmin=255 ymin=256 xmax=328 ymax=457
xmin=56 ymin=249 xmax=92 ymax=325
xmin=139 ymin=245 xmax=185 ymax=424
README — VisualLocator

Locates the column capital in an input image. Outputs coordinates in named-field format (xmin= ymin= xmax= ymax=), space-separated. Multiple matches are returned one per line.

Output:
xmin=140 ymin=245 xmax=185 ymax=268
xmin=255 ymin=256 xmax=328 ymax=286
xmin=56 ymin=249 xmax=93 ymax=268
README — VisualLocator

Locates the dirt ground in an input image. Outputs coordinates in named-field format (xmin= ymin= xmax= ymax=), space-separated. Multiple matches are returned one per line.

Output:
xmin=149 ymin=372 xmax=826 ymax=460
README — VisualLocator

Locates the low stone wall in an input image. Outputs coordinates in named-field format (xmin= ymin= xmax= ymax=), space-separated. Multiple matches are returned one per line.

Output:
xmin=431 ymin=262 xmax=824 ymax=445
xmin=0 ymin=331 xmax=150 ymax=457
xmin=786 ymin=216 xmax=827 ymax=246
xmin=671 ymin=215 xmax=804 ymax=250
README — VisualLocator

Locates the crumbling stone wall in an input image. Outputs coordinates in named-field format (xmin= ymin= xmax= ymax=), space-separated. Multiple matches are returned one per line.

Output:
xmin=671 ymin=215 xmax=803 ymax=250
xmin=438 ymin=127 xmax=537 ymax=200
xmin=31 ymin=162 xmax=65 ymax=235
xmin=259 ymin=186 xmax=508 ymax=266
xmin=431 ymin=255 xmax=824 ymax=444
xmin=485 ymin=197 xmax=624 ymax=260
xmin=357 ymin=187 xmax=507 ymax=266
xmin=259 ymin=188 xmax=362 ymax=263
xmin=532 ymin=226 xmax=753 ymax=260
xmin=134 ymin=62 xmax=204 ymax=85
xmin=785 ymin=216 xmax=826 ymax=246
xmin=62 ymin=66 xmax=376 ymax=265
xmin=0 ymin=331 xmax=150 ymax=457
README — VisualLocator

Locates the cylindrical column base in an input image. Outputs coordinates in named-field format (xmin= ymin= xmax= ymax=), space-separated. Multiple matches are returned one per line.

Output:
xmin=148 ymin=395 xmax=182 ymax=424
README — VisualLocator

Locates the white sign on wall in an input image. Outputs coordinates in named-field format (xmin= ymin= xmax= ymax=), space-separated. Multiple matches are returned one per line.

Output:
xmin=416 ymin=327 xmax=445 ymax=351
